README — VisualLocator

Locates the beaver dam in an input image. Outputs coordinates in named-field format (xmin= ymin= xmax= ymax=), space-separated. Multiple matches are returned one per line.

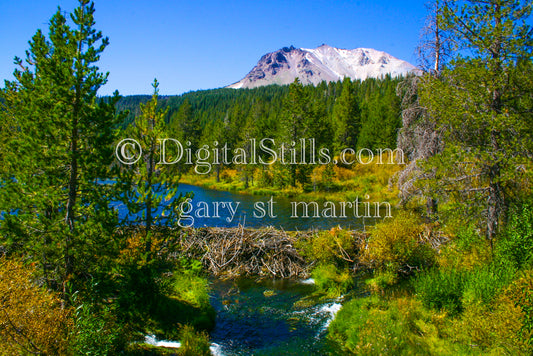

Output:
xmin=170 ymin=226 xmax=367 ymax=278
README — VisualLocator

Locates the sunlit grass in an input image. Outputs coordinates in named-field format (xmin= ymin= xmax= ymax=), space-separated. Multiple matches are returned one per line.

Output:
xmin=179 ymin=152 xmax=403 ymax=205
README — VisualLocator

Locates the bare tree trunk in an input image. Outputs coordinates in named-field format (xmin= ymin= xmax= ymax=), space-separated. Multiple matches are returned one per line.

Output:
xmin=434 ymin=0 xmax=441 ymax=73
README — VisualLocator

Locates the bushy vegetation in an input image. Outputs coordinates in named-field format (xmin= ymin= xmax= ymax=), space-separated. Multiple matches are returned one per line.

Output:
xmin=311 ymin=263 xmax=354 ymax=298
xmin=359 ymin=211 xmax=435 ymax=276
xmin=180 ymin=151 xmax=403 ymax=204
xmin=329 ymin=296 xmax=463 ymax=355
xmin=327 ymin=0 xmax=533 ymax=353
xmin=113 ymin=232 xmax=215 ymax=339
xmin=71 ymin=302 xmax=126 ymax=356
xmin=172 ymin=258 xmax=211 ymax=308
xmin=0 ymin=257 xmax=72 ymax=355
xmin=328 ymin=201 xmax=533 ymax=355
xmin=296 ymin=228 xmax=358 ymax=297
xmin=178 ymin=324 xmax=212 ymax=356
xmin=497 ymin=202 xmax=533 ymax=270
xmin=414 ymin=267 xmax=466 ymax=315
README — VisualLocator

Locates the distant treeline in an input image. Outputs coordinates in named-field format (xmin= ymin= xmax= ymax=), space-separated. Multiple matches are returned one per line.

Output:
xmin=110 ymin=75 xmax=404 ymax=153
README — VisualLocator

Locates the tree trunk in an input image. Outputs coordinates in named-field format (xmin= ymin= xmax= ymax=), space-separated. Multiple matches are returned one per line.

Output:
xmin=145 ymin=147 xmax=153 ymax=253
xmin=64 ymin=87 xmax=81 ymax=299
xmin=426 ymin=197 xmax=438 ymax=221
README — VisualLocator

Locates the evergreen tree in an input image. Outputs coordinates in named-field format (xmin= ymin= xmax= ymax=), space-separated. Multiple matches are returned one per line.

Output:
xmin=279 ymin=79 xmax=314 ymax=187
xmin=0 ymin=0 xmax=122 ymax=295
xmin=169 ymin=98 xmax=201 ymax=151
xmin=333 ymin=78 xmax=360 ymax=150
xmin=358 ymin=80 xmax=401 ymax=150
xmin=419 ymin=0 xmax=533 ymax=245
xmin=121 ymin=79 xmax=189 ymax=253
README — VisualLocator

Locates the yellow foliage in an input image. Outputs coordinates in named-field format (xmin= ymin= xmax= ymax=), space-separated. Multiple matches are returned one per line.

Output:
xmin=450 ymin=295 xmax=530 ymax=354
xmin=220 ymin=168 xmax=238 ymax=182
xmin=117 ymin=230 xmax=170 ymax=266
xmin=179 ymin=150 xmax=404 ymax=206
xmin=0 ymin=257 xmax=72 ymax=355
xmin=333 ymin=166 xmax=356 ymax=181
xmin=359 ymin=211 xmax=433 ymax=274
xmin=296 ymin=227 xmax=357 ymax=263
xmin=437 ymin=239 xmax=492 ymax=271
xmin=505 ymin=270 xmax=533 ymax=347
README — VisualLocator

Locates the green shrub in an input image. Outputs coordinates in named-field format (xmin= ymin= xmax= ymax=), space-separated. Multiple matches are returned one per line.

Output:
xmin=365 ymin=269 xmax=398 ymax=294
xmin=415 ymin=262 xmax=516 ymax=316
xmin=71 ymin=303 xmax=127 ymax=356
xmin=178 ymin=324 xmax=211 ymax=356
xmin=437 ymin=224 xmax=492 ymax=270
xmin=414 ymin=268 xmax=466 ymax=315
xmin=173 ymin=259 xmax=210 ymax=308
xmin=328 ymin=296 xmax=460 ymax=355
xmin=497 ymin=201 xmax=533 ymax=269
xmin=312 ymin=263 xmax=354 ymax=298
xmin=462 ymin=262 xmax=516 ymax=307
xmin=328 ymin=297 xmax=374 ymax=352
xmin=359 ymin=211 xmax=435 ymax=276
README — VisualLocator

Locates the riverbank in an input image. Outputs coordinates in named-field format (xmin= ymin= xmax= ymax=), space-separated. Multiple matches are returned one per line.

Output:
xmin=5 ymin=206 xmax=532 ymax=355
xmin=168 ymin=206 xmax=533 ymax=356
xmin=178 ymin=153 xmax=403 ymax=206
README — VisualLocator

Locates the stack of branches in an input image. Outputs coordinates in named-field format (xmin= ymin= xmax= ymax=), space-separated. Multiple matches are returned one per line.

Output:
xmin=420 ymin=223 xmax=450 ymax=251
xmin=172 ymin=226 xmax=313 ymax=278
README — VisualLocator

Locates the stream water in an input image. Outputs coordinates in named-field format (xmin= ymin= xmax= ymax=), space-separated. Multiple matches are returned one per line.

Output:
xmin=115 ymin=183 xmax=383 ymax=231
xmin=208 ymin=278 xmax=343 ymax=355
xmin=133 ymin=184 xmax=370 ymax=354
xmin=147 ymin=278 xmax=345 ymax=355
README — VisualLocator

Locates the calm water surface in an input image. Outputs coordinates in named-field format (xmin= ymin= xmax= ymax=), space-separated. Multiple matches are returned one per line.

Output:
xmin=118 ymin=183 xmax=384 ymax=230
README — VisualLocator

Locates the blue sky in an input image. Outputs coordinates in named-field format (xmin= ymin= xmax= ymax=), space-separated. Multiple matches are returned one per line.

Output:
xmin=0 ymin=0 xmax=428 ymax=95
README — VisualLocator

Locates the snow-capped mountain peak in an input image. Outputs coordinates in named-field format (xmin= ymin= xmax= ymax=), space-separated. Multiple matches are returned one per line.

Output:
xmin=227 ymin=44 xmax=416 ymax=89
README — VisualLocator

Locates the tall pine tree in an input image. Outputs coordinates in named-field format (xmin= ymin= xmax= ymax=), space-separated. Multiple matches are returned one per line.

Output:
xmin=0 ymin=0 xmax=122 ymax=296
xmin=419 ymin=0 xmax=533 ymax=245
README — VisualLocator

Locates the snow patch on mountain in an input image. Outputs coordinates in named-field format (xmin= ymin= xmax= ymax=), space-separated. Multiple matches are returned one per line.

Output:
xmin=227 ymin=44 xmax=416 ymax=89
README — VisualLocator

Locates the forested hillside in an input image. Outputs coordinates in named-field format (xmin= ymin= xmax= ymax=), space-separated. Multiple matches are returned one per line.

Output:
xmin=115 ymin=76 xmax=402 ymax=152
xmin=112 ymin=77 xmax=404 ymax=196
xmin=1 ymin=0 xmax=532 ymax=355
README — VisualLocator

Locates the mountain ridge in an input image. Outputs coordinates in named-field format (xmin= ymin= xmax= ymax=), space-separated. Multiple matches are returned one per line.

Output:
xmin=227 ymin=44 xmax=416 ymax=89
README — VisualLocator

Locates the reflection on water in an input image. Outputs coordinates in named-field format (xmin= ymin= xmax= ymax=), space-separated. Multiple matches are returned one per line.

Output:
xmin=115 ymin=183 xmax=386 ymax=230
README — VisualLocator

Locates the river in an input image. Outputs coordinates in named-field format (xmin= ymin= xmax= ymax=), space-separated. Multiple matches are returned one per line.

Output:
xmin=115 ymin=183 xmax=384 ymax=231
xmin=147 ymin=277 xmax=345 ymax=355
xmin=208 ymin=278 xmax=344 ymax=355
xmin=132 ymin=184 xmax=372 ymax=354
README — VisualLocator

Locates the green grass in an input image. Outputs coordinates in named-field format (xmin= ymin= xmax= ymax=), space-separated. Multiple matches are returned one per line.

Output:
xmin=179 ymin=156 xmax=402 ymax=205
